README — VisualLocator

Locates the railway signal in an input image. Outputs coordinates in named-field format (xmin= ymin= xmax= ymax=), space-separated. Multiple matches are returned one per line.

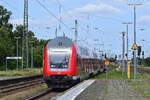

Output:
xmin=104 ymin=60 xmax=110 ymax=66
xmin=137 ymin=46 xmax=141 ymax=56
xmin=131 ymin=43 xmax=138 ymax=50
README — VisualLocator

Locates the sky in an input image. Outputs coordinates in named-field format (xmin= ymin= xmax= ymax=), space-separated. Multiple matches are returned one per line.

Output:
xmin=0 ymin=0 xmax=150 ymax=58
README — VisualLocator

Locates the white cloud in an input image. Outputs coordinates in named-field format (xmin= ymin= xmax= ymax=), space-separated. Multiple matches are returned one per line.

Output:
xmin=112 ymin=0 xmax=125 ymax=3
xmin=68 ymin=4 xmax=121 ymax=16
xmin=60 ymin=3 xmax=122 ymax=22
xmin=138 ymin=15 xmax=150 ymax=23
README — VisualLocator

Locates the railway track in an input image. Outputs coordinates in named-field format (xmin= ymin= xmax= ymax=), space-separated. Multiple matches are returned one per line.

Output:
xmin=0 ymin=74 xmax=43 ymax=86
xmin=0 ymin=67 xmax=116 ymax=99
xmin=25 ymin=88 xmax=63 ymax=100
xmin=25 ymin=67 xmax=117 ymax=100
xmin=0 ymin=74 xmax=44 ymax=97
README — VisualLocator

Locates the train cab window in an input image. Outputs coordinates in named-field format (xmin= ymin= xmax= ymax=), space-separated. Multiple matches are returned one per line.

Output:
xmin=49 ymin=50 xmax=71 ymax=69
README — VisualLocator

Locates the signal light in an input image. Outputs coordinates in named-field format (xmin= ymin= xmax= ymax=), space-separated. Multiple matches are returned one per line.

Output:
xmin=137 ymin=46 xmax=141 ymax=56
xmin=142 ymin=51 xmax=144 ymax=55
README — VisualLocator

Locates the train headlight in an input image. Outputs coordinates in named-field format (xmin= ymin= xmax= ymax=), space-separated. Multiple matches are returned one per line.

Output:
xmin=64 ymin=65 xmax=68 ymax=68
xmin=51 ymin=65 xmax=55 ymax=67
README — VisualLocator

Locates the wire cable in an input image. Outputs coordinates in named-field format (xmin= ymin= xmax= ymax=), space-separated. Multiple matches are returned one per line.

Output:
xmin=36 ymin=0 xmax=73 ymax=32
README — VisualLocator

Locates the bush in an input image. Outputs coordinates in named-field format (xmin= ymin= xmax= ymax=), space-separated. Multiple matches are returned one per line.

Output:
xmin=0 ymin=66 xmax=5 ymax=71
xmin=144 ymin=57 xmax=150 ymax=67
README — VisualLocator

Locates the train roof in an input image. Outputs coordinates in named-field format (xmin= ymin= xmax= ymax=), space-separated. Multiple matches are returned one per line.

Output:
xmin=48 ymin=36 xmax=73 ymax=48
xmin=47 ymin=36 xmax=99 ymax=59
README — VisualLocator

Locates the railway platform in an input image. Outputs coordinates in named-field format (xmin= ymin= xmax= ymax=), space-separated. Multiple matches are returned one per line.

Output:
xmin=0 ymin=76 xmax=23 ymax=81
xmin=56 ymin=79 xmax=150 ymax=100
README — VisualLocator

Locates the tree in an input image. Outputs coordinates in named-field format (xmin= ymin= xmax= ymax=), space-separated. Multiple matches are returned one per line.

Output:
xmin=33 ymin=39 xmax=48 ymax=67
xmin=143 ymin=57 xmax=150 ymax=66
xmin=0 ymin=6 xmax=14 ymax=70
xmin=0 ymin=5 xmax=48 ymax=70
xmin=0 ymin=5 xmax=13 ymax=29
xmin=0 ymin=26 xmax=14 ymax=66
xmin=12 ymin=25 xmax=48 ymax=68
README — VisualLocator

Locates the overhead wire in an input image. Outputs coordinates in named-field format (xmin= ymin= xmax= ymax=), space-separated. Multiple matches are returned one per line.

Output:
xmin=51 ymin=0 xmax=92 ymax=45
xmin=55 ymin=0 xmax=89 ymax=33
xmin=54 ymin=0 xmax=104 ymax=46
xmin=54 ymin=0 xmax=118 ymax=49
xmin=36 ymin=0 xmax=73 ymax=33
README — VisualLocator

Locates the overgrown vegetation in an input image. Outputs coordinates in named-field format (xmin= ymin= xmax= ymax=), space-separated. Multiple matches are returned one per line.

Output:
xmin=94 ymin=68 xmax=127 ymax=79
xmin=143 ymin=57 xmax=150 ymax=66
xmin=94 ymin=68 xmax=150 ymax=80
xmin=0 ymin=68 xmax=43 ymax=76
xmin=0 ymin=5 xmax=48 ymax=71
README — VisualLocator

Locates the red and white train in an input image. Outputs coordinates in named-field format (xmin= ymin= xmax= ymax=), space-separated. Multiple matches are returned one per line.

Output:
xmin=43 ymin=36 xmax=105 ymax=88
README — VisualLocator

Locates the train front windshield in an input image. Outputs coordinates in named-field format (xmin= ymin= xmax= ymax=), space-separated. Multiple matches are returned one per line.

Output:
xmin=49 ymin=50 xmax=70 ymax=69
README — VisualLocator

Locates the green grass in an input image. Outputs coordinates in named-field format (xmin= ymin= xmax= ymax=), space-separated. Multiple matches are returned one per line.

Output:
xmin=0 ymin=68 xmax=43 ymax=76
xmin=93 ymin=67 xmax=150 ymax=98
xmin=94 ymin=69 xmax=127 ymax=80
xmin=94 ymin=68 xmax=150 ymax=80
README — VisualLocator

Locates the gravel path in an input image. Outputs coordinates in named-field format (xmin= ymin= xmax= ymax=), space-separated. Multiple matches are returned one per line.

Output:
xmin=75 ymin=80 xmax=150 ymax=100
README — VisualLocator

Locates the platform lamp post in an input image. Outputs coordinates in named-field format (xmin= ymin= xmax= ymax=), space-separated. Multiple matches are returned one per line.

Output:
xmin=128 ymin=3 xmax=142 ymax=80
xmin=14 ymin=37 xmax=21 ymax=70
xmin=122 ymin=22 xmax=132 ymax=61
xmin=30 ymin=41 xmax=34 ymax=68
xmin=120 ymin=32 xmax=126 ymax=75
xmin=122 ymin=22 xmax=132 ymax=74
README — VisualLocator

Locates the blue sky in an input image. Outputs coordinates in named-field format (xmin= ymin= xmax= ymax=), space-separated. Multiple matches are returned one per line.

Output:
xmin=0 ymin=0 xmax=150 ymax=58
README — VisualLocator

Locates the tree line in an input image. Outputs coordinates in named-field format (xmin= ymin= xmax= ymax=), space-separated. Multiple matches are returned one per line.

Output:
xmin=0 ymin=5 xmax=48 ymax=70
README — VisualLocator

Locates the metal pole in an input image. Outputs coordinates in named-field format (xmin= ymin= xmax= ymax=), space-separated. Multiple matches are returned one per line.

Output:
xmin=6 ymin=58 xmax=7 ymax=71
xmin=120 ymin=32 xmax=126 ymax=74
xmin=26 ymin=0 xmax=29 ymax=69
xmin=122 ymin=32 xmax=125 ymax=74
xmin=126 ymin=24 xmax=129 ymax=74
xmin=59 ymin=4 xmax=62 ymax=32
xmin=122 ymin=22 xmax=132 ymax=74
xmin=134 ymin=6 xmax=136 ymax=44
xmin=22 ymin=34 xmax=24 ymax=69
xmin=128 ymin=3 xmax=142 ymax=80
xmin=14 ymin=37 xmax=20 ymax=70
xmin=141 ymin=51 xmax=144 ymax=73
xmin=55 ymin=28 xmax=57 ymax=37
xmin=16 ymin=38 xmax=18 ymax=70
xmin=126 ymin=24 xmax=129 ymax=62
xmin=31 ymin=43 xmax=33 ymax=68
xmin=24 ymin=0 xmax=29 ymax=69
xmin=75 ymin=20 xmax=78 ymax=44
xmin=133 ymin=5 xmax=137 ymax=80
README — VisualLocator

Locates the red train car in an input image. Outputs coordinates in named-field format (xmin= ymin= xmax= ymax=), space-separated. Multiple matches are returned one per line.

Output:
xmin=43 ymin=36 xmax=104 ymax=88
